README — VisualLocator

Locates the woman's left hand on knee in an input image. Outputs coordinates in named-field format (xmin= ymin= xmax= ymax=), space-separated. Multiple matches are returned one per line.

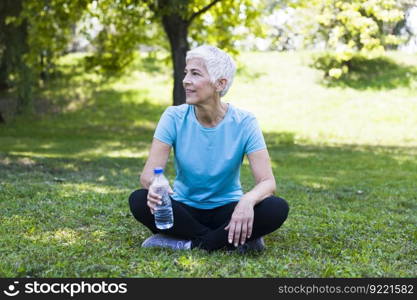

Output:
xmin=224 ymin=201 xmax=254 ymax=247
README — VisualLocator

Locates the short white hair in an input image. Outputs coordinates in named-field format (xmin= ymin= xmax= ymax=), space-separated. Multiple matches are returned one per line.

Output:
xmin=186 ymin=45 xmax=236 ymax=97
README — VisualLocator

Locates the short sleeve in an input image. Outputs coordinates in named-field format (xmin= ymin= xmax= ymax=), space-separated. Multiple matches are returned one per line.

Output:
xmin=244 ymin=116 xmax=267 ymax=155
xmin=154 ymin=107 xmax=176 ymax=146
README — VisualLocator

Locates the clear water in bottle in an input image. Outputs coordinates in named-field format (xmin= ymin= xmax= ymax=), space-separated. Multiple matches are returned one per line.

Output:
xmin=151 ymin=167 xmax=174 ymax=229
xmin=154 ymin=187 xmax=174 ymax=229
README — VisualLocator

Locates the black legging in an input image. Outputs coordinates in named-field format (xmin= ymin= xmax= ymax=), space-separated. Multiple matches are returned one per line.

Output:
xmin=128 ymin=189 xmax=289 ymax=251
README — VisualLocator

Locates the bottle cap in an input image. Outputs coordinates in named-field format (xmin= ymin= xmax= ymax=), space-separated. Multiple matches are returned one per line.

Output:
xmin=153 ymin=167 xmax=164 ymax=174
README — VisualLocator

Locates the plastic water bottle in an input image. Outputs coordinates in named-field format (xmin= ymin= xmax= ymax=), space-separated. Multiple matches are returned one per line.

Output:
xmin=151 ymin=167 xmax=174 ymax=229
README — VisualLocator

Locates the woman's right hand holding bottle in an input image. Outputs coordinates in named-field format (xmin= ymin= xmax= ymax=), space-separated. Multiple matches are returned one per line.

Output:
xmin=147 ymin=185 xmax=173 ymax=214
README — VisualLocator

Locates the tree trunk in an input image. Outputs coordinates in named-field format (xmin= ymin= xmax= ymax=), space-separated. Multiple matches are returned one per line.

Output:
xmin=0 ymin=56 xmax=9 ymax=91
xmin=161 ymin=14 xmax=189 ymax=106
xmin=0 ymin=1 xmax=10 ymax=90
xmin=0 ymin=0 xmax=32 ymax=114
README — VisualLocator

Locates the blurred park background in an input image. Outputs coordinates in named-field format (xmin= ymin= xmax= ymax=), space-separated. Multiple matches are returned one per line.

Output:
xmin=0 ymin=0 xmax=416 ymax=277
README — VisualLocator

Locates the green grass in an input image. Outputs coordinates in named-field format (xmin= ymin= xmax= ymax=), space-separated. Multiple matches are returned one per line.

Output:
xmin=0 ymin=51 xmax=416 ymax=277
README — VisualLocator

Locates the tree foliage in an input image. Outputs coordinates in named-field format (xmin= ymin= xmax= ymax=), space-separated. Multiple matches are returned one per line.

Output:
xmin=188 ymin=0 xmax=266 ymax=54
xmin=83 ymin=0 xmax=163 ymax=74
xmin=293 ymin=0 xmax=406 ymax=78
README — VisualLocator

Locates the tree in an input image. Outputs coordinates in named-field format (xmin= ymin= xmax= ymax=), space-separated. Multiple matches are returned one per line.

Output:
xmin=89 ymin=0 xmax=264 ymax=105
xmin=0 ymin=0 xmax=90 ymax=114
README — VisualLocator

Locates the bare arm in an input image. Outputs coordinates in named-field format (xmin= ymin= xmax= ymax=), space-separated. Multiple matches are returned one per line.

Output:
xmin=140 ymin=138 xmax=172 ymax=189
xmin=240 ymin=149 xmax=276 ymax=206
xmin=225 ymin=149 xmax=276 ymax=246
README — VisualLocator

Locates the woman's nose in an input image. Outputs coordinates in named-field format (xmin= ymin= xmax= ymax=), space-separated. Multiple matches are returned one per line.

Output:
xmin=183 ymin=73 xmax=191 ymax=85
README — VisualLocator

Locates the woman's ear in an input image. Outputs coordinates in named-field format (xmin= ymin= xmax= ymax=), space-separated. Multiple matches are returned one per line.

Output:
xmin=216 ymin=78 xmax=227 ymax=92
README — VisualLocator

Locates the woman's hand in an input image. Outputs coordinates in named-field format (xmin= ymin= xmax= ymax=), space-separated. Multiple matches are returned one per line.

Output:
xmin=225 ymin=200 xmax=254 ymax=247
xmin=147 ymin=186 xmax=174 ymax=214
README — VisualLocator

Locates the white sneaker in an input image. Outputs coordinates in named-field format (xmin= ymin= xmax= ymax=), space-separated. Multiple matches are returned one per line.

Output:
xmin=141 ymin=234 xmax=192 ymax=250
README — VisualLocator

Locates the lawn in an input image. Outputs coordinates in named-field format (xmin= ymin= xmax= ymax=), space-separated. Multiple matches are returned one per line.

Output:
xmin=0 ymin=51 xmax=416 ymax=277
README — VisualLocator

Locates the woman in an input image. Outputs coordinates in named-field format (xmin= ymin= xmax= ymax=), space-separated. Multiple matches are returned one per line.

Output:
xmin=129 ymin=45 xmax=289 ymax=252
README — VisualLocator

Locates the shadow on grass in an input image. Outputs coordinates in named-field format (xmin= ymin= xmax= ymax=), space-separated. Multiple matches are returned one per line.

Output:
xmin=317 ymin=56 xmax=417 ymax=90
xmin=0 ymin=88 xmax=168 ymax=142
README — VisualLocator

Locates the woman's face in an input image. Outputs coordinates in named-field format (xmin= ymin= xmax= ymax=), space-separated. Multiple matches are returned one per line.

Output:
xmin=183 ymin=58 xmax=217 ymax=105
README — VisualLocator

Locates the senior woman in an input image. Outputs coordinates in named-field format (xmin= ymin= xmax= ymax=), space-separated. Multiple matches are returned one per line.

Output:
xmin=128 ymin=45 xmax=289 ymax=252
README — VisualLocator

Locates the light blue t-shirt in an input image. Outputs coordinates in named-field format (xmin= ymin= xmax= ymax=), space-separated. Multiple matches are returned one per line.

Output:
xmin=154 ymin=103 xmax=266 ymax=209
